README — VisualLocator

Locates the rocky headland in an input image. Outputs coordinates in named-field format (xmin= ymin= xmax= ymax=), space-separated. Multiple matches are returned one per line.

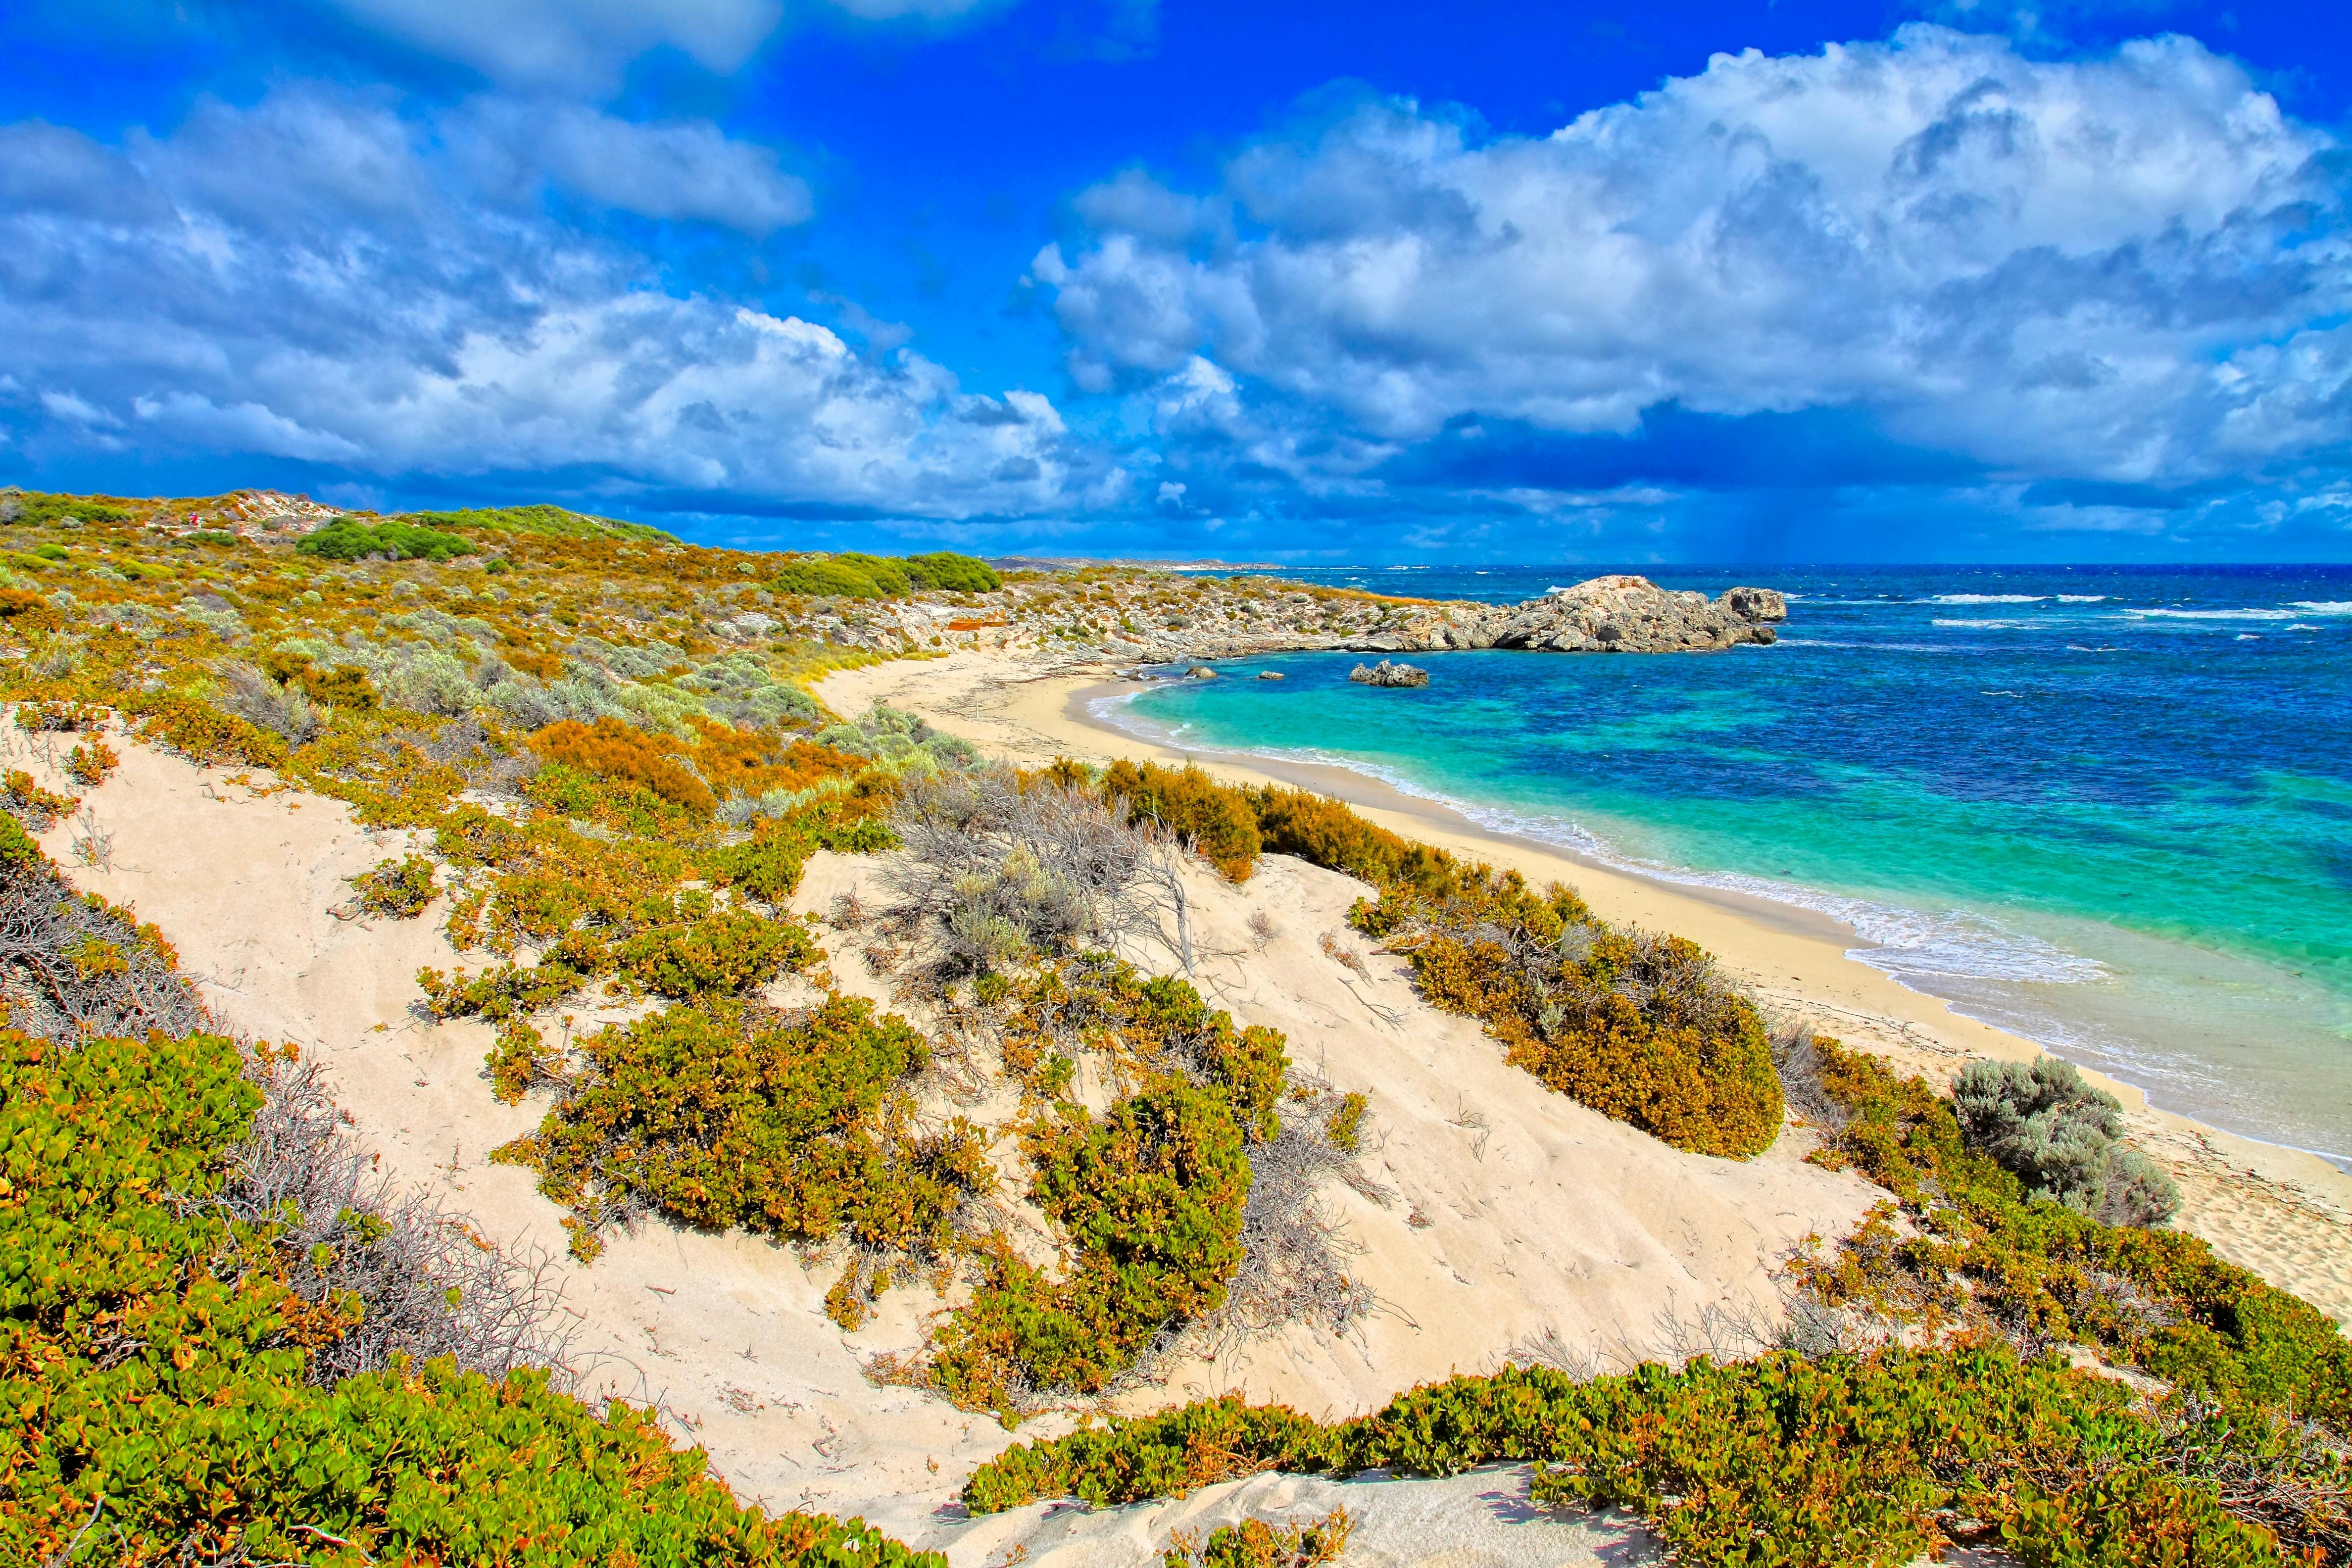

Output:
xmin=814 ymin=570 xmax=1787 ymax=665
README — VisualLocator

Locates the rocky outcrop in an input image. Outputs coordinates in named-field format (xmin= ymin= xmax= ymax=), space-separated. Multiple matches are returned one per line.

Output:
xmin=841 ymin=573 xmax=1787 ymax=662
xmin=1481 ymin=576 xmax=1784 ymax=653
xmin=1349 ymin=658 xmax=1429 ymax=687
xmin=1339 ymin=577 xmax=1784 ymax=656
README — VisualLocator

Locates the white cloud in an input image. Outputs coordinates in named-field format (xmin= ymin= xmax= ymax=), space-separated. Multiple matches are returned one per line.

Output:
xmin=1042 ymin=26 xmax=2351 ymax=488
xmin=133 ymin=392 xmax=367 ymax=460
xmin=0 ymin=88 xmax=1108 ymax=520
xmin=40 ymin=391 xmax=120 ymax=427
xmin=325 ymin=0 xmax=1005 ymax=93
xmin=327 ymin=0 xmax=786 ymax=91
xmin=453 ymin=99 xmax=812 ymax=234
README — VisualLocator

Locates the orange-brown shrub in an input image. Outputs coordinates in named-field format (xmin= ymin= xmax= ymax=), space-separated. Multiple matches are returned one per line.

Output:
xmin=64 ymin=738 xmax=119 ymax=787
xmin=1096 ymin=759 xmax=1262 ymax=881
xmin=1413 ymin=924 xmax=1782 ymax=1158
xmin=1246 ymin=784 xmax=1465 ymax=897
xmin=0 ymin=588 xmax=60 ymax=633
xmin=529 ymin=717 xmax=715 ymax=813
xmin=683 ymin=718 xmax=866 ymax=800
xmin=131 ymin=695 xmax=288 ymax=769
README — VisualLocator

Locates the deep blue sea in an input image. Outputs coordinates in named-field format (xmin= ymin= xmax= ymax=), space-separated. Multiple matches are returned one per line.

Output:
xmin=1102 ymin=565 xmax=2352 ymax=1166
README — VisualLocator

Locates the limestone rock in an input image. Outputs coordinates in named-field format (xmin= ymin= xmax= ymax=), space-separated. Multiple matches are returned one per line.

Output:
xmin=1455 ymin=575 xmax=1785 ymax=654
xmin=1718 ymin=585 xmax=1787 ymax=624
xmin=1350 ymin=658 xmax=1430 ymax=687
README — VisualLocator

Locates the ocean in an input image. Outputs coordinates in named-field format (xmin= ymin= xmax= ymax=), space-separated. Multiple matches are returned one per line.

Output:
xmin=1099 ymin=565 xmax=2352 ymax=1167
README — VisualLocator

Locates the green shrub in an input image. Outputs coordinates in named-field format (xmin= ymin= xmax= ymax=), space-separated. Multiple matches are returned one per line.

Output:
xmin=616 ymin=897 xmax=815 ymax=998
xmin=924 ymin=1075 xmax=1253 ymax=1418
xmin=0 ymin=489 xmax=130 ymax=526
xmin=1164 ymin=1509 xmax=1352 ymax=1568
xmin=770 ymin=553 xmax=907 ymax=599
xmin=1953 ymin=1055 xmax=2178 ymax=1223
xmin=0 ymin=1026 xmax=937 ymax=1568
xmin=913 ymin=961 xmax=1284 ymax=1418
xmin=904 ymin=551 xmax=1003 ymax=592
xmin=963 ymin=1352 xmax=2312 ymax=1566
xmin=1324 ymin=1092 xmax=1367 ymax=1155
xmin=398 ymin=503 xmax=673 ymax=542
xmin=1798 ymin=1038 xmax=2352 ymax=1431
xmin=494 ymin=995 xmax=989 ymax=1271
xmin=766 ymin=550 xmax=999 ymax=600
xmin=297 ymin=517 xmax=477 ymax=562
xmin=350 ymin=853 xmax=437 ymax=917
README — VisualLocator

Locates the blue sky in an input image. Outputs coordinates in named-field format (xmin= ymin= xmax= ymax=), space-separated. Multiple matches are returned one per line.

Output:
xmin=2 ymin=0 xmax=2348 ymax=561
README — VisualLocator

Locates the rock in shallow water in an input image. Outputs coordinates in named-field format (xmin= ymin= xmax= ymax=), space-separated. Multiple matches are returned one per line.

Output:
xmin=1350 ymin=658 xmax=1430 ymax=687
xmin=1381 ymin=575 xmax=1787 ymax=654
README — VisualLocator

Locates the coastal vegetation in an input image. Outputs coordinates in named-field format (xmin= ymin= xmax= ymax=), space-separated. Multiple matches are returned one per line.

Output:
xmin=0 ymin=810 xmax=935 ymax=1567
xmin=0 ymin=487 xmax=2343 ymax=1562
xmin=296 ymin=516 xmax=478 ymax=563
xmin=1045 ymin=758 xmax=1783 ymax=1157
xmin=961 ymin=1036 xmax=2351 ymax=1564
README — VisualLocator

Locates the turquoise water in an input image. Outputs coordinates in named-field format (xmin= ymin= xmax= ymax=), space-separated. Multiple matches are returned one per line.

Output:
xmin=1107 ymin=566 xmax=2352 ymax=1165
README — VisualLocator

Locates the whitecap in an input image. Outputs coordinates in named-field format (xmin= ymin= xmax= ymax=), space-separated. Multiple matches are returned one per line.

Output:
xmin=2055 ymin=594 xmax=2107 ymax=603
xmin=2123 ymin=606 xmax=2297 ymax=621
xmin=1932 ymin=617 xmax=2030 ymax=628
xmin=1927 ymin=593 xmax=2046 ymax=604
xmin=2237 ymin=634 xmax=2261 ymax=641
xmin=2289 ymin=600 xmax=2352 ymax=615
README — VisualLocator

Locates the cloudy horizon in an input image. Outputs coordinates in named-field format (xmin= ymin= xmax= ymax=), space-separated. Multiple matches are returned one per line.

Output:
xmin=3 ymin=0 xmax=2348 ymax=561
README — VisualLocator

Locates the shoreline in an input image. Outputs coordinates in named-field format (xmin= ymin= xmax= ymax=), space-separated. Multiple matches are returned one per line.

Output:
xmin=1084 ymin=677 xmax=2352 ymax=1174
xmin=816 ymin=650 xmax=2352 ymax=1325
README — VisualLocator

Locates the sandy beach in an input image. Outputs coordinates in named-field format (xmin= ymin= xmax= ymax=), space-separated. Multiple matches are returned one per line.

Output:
xmin=817 ymin=650 xmax=2352 ymax=1328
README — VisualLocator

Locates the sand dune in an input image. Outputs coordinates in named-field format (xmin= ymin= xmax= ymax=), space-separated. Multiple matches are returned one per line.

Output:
xmin=815 ymin=652 xmax=2352 ymax=1330
xmin=27 ymin=721 xmax=1898 ymax=1562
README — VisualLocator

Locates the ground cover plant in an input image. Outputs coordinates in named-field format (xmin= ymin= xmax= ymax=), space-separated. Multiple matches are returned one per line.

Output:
xmin=1163 ymin=1508 xmax=1352 ymax=1567
xmin=493 ymin=994 xmax=993 ymax=1275
xmin=1780 ymin=1034 xmax=2341 ymax=1426
xmin=962 ymin=1349 xmax=2335 ymax=1566
xmin=957 ymin=1039 xmax=2351 ymax=1562
xmin=0 ymin=803 xmax=935 ymax=1566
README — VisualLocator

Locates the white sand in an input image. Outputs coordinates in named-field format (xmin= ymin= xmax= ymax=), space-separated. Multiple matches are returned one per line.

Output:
xmin=23 ymin=683 xmax=2349 ymax=1564
xmin=815 ymin=652 xmax=2352 ymax=1329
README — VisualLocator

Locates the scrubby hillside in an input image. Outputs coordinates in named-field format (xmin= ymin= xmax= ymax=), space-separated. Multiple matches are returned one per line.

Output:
xmin=2 ymin=493 xmax=2347 ymax=1566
